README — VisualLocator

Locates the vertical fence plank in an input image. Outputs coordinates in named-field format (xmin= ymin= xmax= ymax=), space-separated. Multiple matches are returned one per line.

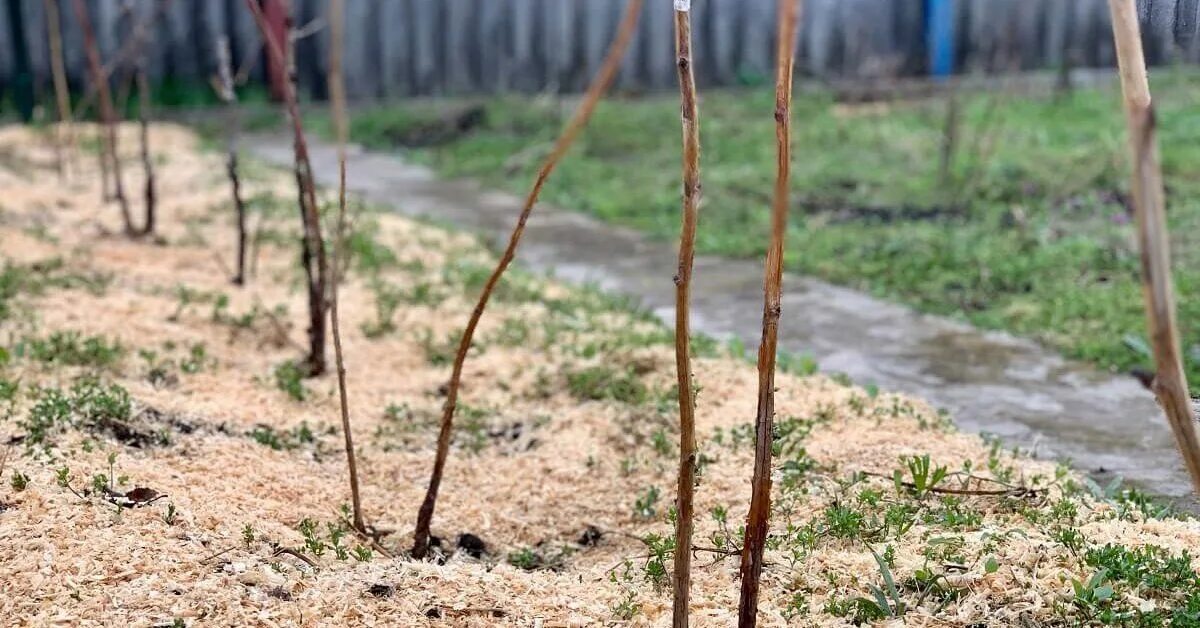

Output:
xmin=804 ymin=0 xmax=838 ymax=78
xmin=581 ymin=0 xmax=614 ymax=89
xmin=1148 ymin=0 xmax=1181 ymax=62
xmin=341 ymin=0 xmax=373 ymax=98
xmin=408 ymin=0 xmax=437 ymax=94
xmin=640 ymin=0 xmax=672 ymax=89
xmin=537 ymin=0 xmax=563 ymax=92
xmin=193 ymin=0 xmax=220 ymax=84
xmin=378 ymin=0 xmax=406 ymax=97
xmin=476 ymin=0 xmax=507 ymax=93
xmin=704 ymin=0 xmax=736 ymax=84
xmin=731 ymin=0 xmax=771 ymax=82
xmin=223 ymin=0 xmax=256 ymax=85
xmin=23 ymin=0 xmax=49 ymax=98
xmin=1077 ymin=0 xmax=1106 ymax=67
xmin=9 ymin=0 xmax=1200 ymax=99
xmin=0 ymin=0 xmax=10 ymax=97
xmin=616 ymin=0 xmax=642 ymax=88
xmin=562 ymin=0 xmax=585 ymax=92
xmin=506 ymin=0 xmax=536 ymax=92
xmin=1176 ymin=0 xmax=1200 ymax=58
xmin=444 ymin=0 xmax=472 ymax=93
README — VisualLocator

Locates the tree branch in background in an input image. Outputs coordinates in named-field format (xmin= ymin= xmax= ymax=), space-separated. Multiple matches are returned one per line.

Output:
xmin=70 ymin=6 xmax=165 ymax=123
xmin=214 ymin=36 xmax=249 ymax=286
xmin=43 ymin=0 xmax=75 ymax=179
xmin=244 ymin=0 xmax=328 ymax=377
xmin=72 ymin=0 xmax=132 ymax=232
xmin=738 ymin=0 xmax=799 ymax=625
xmin=1106 ymin=0 xmax=1200 ymax=493
xmin=670 ymin=1 xmax=702 ymax=625
xmin=326 ymin=0 xmax=366 ymax=536
xmin=409 ymin=0 xmax=645 ymax=560
xmin=133 ymin=37 xmax=156 ymax=236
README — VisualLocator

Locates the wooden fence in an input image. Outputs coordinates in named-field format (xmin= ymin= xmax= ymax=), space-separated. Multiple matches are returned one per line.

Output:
xmin=1 ymin=0 xmax=1198 ymax=101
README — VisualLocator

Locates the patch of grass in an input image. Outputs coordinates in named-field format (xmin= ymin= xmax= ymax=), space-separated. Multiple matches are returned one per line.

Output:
xmin=442 ymin=258 xmax=542 ymax=303
xmin=0 ymin=259 xmax=111 ymax=322
xmin=337 ymin=81 xmax=1200 ymax=383
xmin=17 ymin=379 xmax=132 ymax=454
xmin=249 ymin=422 xmax=315 ymax=451
xmin=0 ymin=375 xmax=18 ymax=419
xmin=272 ymin=361 xmax=308 ymax=402
xmin=295 ymin=517 xmax=370 ymax=562
xmin=566 ymin=365 xmax=647 ymax=405
xmin=506 ymin=544 xmax=572 ymax=572
xmin=21 ymin=331 xmax=123 ymax=369
xmin=507 ymin=547 xmax=539 ymax=570
xmin=416 ymin=329 xmax=461 ymax=367
xmin=10 ymin=470 xmax=29 ymax=491
xmin=632 ymin=485 xmax=660 ymax=520
xmin=343 ymin=218 xmax=399 ymax=274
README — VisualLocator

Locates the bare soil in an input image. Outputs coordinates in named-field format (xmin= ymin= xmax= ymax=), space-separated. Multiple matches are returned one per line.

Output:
xmin=1 ymin=124 xmax=1196 ymax=626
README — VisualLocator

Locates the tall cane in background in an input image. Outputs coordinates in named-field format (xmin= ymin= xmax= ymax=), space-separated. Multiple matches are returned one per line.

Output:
xmin=738 ymin=0 xmax=799 ymax=625
xmin=1106 ymin=0 xmax=1200 ymax=492
xmin=670 ymin=0 xmax=702 ymax=625
xmin=409 ymin=0 xmax=645 ymax=559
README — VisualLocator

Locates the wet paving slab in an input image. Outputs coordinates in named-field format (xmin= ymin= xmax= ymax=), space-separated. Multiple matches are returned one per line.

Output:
xmin=249 ymin=136 xmax=1193 ymax=507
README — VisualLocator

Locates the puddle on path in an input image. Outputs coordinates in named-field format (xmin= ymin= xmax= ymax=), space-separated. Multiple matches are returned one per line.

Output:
xmin=249 ymin=137 xmax=1192 ymax=507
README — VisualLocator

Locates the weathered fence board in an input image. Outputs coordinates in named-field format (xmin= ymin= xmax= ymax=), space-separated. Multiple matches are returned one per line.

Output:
xmin=3 ymin=0 xmax=1200 ymax=102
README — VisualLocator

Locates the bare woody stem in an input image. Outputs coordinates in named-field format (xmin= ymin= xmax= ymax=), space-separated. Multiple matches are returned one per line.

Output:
xmin=326 ymin=0 xmax=365 ymax=535
xmin=670 ymin=3 xmax=701 ymax=627
xmin=214 ymin=36 xmax=248 ymax=286
xmin=43 ymin=0 xmax=75 ymax=179
xmin=409 ymin=0 xmax=645 ymax=560
xmin=1106 ymin=0 xmax=1200 ymax=492
xmin=69 ymin=11 xmax=162 ymax=123
xmin=135 ymin=62 xmax=156 ymax=236
xmin=132 ymin=0 xmax=171 ymax=236
xmin=245 ymin=0 xmax=328 ymax=377
xmin=738 ymin=1 xmax=799 ymax=625
xmin=72 ymin=0 xmax=132 ymax=234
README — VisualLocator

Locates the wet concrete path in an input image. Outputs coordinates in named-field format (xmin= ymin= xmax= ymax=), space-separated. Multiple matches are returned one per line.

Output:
xmin=249 ymin=137 xmax=1191 ymax=505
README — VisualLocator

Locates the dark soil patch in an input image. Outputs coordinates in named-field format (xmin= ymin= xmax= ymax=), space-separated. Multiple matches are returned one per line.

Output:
xmin=367 ymin=583 xmax=395 ymax=599
xmin=265 ymin=586 xmax=293 ymax=601
xmin=578 ymin=525 xmax=603 ymax=547
xmin=811 ymin=201 xmax=966 ymax=225
xmin=385 ymin=106 xmax=486 ymax=148
xmin=90 ymin=405 xmax=198 ymax=448
xmin=456 ymin=532 xmax=487 ymax=558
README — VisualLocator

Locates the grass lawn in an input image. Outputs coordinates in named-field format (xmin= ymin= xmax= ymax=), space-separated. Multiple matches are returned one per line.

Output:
xmin=305 ymin=75 xmax=1200 ymax=384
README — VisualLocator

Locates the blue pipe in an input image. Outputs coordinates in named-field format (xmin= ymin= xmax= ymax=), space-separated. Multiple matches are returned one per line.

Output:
xmin=926 ymin=0 xmax=956 ymax=80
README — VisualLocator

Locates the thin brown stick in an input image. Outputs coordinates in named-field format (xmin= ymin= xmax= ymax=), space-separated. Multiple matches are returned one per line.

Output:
xmin=72 ymin=0 xmax=132 ymax=233
xmin=670 ymin=2 xmax=702 ymax=625
xmin=1107 ymin=0 xmax=1200 ymax=493
xmin=70 ymin=8 xmax=163 ymax=122
xmin=409 ymin=0 xmax=644 ymax=559
xmin=43 ymin=0 xmax=75 ymax=179
xmin=244 ymin=0 xmax=328 ymax=377
xmin=326 ymin=0 xmax=365 ymax=535
xmin=198 ymin=546 xmax=236 ymax=564
xmin=135 ymin=64 xmax=156 ymax=236
xmin=132 ymin=0 xmax=171 ymax=237
xmin=214 ymin=36 xmax=249 ymax=285
xmin=272 ymin=547 xmax=319 ymax=569
xmin=738 ymin=1 xmax=799 ymax=625
xmin=333 ymin=509 xmax=393 ymax=559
